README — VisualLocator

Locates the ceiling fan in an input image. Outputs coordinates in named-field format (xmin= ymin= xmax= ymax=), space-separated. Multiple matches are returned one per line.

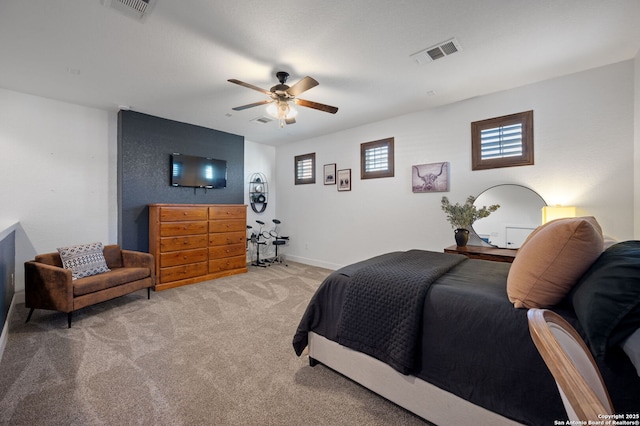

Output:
xmin=228 ymin=71 xmax=338 ymax=127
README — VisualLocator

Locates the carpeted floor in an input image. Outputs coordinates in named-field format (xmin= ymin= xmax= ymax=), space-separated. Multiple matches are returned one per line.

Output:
xmin=0 ymin=262 xmax=429 ymax=425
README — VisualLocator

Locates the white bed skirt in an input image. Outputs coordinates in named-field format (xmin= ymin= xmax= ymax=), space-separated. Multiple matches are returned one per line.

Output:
xmin=308 ymin=332 xmax=523 ymax=426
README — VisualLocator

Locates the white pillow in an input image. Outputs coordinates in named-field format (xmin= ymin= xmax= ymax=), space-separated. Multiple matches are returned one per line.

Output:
xmin=57 ymin=242 xmax=111 ymax=280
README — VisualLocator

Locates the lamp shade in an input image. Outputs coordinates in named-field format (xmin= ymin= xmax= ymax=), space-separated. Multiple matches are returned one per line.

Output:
xmin=542 ymin=205 xmax=577 ymax=223
xmin=266 ymin=101 xmax=297 ymax=119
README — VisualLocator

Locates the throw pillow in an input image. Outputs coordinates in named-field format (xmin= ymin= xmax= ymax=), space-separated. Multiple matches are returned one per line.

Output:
xmin=58 ymin=242 xmax=111 ymax=280
xmin=507 ymin=216 xmax=603 ymax=309
xmin=571 ymin=240 xmax=640 ymax=359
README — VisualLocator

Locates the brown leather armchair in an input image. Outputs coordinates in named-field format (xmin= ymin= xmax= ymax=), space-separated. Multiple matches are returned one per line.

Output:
xmin=24 ymin=244 xmax=155 ymax=327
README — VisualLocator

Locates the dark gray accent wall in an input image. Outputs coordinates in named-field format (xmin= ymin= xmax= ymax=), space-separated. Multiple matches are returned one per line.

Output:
xmin=118 ymin=111 xmax=244 ymax=252
xmin=0 ymin=230 xmax=15 ymax=332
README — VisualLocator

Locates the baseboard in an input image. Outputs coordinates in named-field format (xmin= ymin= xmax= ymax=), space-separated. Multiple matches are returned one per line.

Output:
xmin=285 ymin=255 xmax=340 ymax=271
xmin=0 ymin=291 xmax=21 ymax=364
xmin=14 ymin=289 xmax=25 ymax=305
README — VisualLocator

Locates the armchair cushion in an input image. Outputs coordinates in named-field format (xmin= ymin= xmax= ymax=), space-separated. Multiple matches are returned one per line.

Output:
xmin=57 ymin=242 xmax=111 ymax=280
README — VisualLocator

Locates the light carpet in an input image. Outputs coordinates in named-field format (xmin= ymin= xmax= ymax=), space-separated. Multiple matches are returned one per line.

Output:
xmin=0 ymin=262 xmax=429 ymax=425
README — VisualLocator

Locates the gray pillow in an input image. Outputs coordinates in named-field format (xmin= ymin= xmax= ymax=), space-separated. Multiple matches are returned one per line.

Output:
xmin=571 ymin=241 xmax=640 ymax=358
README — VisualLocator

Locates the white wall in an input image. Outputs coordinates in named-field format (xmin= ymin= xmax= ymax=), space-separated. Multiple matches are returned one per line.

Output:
xmin=275 ymin=60 xmax=636 ymax=270
xmin=0 ymin=88 xmax=117 ymax=292
xmin=243 ymin=140 xmax=278 ymax=260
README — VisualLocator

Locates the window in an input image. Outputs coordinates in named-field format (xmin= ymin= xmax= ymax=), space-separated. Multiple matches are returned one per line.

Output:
xmin=471 ymin=110 xmax=533 ymax=170
xmin=294 ymin=153 xmax=316 ymax=185
xmin=361 ymin=137 xmax=394 ymax=179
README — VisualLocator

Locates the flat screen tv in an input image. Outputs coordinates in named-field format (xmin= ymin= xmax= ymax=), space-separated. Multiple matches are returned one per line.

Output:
xmin=171 ymin=154 xmax=227 ymax=189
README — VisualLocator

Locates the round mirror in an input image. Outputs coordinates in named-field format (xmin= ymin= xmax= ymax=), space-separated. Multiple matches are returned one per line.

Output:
xmin=471 ymin=184 xmax=546 ymax=249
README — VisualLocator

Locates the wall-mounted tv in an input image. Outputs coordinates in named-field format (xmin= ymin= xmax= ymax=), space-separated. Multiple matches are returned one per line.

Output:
xmin=171 ymin=153 xmax=227 ymax=189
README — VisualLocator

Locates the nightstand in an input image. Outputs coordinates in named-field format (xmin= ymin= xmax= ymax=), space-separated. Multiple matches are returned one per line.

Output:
xmin=444 ymin=245 xmax=517 ymax=263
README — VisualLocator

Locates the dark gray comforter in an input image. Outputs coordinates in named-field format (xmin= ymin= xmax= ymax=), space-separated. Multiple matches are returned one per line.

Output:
xmin=336 ymin=250 xmax=465 ymax=374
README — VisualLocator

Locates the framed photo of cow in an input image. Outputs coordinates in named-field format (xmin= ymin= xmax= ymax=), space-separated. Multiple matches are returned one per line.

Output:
xmin=412 ymin=162 xmax=449 ymax=193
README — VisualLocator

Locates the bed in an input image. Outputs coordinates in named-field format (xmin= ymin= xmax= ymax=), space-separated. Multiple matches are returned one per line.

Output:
xmin=293 ymin=217 xmax=640 ymax=425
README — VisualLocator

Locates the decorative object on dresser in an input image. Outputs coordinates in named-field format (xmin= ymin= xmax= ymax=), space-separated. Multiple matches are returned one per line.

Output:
xmin=444 ymin=244 xmax=516 ymax=263
xmin=149 ymin=204 xmax=247 ymax=291
xmin=441 ymin=195 xmax=500 ymax=247
xmin=541 ymin=205 xmax=577 ymax=223
xmin=471 ymin=184 xmax=546 ymax=248
xmin=24 ymin=243 xmax=155 ymax=327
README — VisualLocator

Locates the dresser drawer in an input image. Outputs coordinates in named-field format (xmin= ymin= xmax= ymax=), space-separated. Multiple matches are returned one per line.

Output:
xmin=160 ymin=207 xmax=208 ymax=222
xmin=209 ymin=219 xmax=246 ymax=233
xmin=160 ymin=262 xmax=208 ymax=283
xmin=209 ymin=205 xmax=246 ymax=219
xmin=160 ymin=235 xmax=208 ymax=252
xmin=160 ymin=221 xmax=208 ymax=237
xmin=209 ymin=243 xmax=245 ymax=259
xmin=160 ymin=248 xmax=208 ymax=267
xmin=209 ymin=255 xmax=246 ymax=273
xmin=209 ymin=231 xmax=245 ymax=246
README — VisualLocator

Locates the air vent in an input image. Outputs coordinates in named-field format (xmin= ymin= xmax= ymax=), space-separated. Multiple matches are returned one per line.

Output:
xmin=251 ymin=116 xmax=274 ymax=125
xmin=411 ymin=38 xmax=462 ymax=65
xmin=102 ymin=0 xmax=156 ymax=20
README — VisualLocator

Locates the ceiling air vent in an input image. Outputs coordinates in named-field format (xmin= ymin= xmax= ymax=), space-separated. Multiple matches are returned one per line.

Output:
xmin=411 ymin=38 xmax=462 ymax=65
xmin=251 ymin=116 xmax=274 ymax=125
xmin=102 ymin=0 xmax=156 ymax=21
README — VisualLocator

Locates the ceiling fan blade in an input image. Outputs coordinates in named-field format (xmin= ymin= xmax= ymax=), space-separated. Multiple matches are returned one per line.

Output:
xmin=294 ymin=98 xmax=339 ymax=114
xmin=227 ymin=79 xmax=271 ymax=95
xmin=232 ymin=99 xmax=272 ymax=111
xmin=286 ymin=76 xmax=319 ymax=97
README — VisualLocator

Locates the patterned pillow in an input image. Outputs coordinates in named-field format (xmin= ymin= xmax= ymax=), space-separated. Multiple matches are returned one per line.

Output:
xmin=57 ymin=242 xmax=111 ymax=280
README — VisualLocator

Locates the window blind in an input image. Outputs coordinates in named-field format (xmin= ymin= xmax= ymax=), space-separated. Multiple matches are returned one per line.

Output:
xmin=480 ymin=124 xmax=523 ymax=160
xmin=297 ymin=158 xmax=313 ymax=180
xmin=364 ymin=146 xmax=389 ymax=172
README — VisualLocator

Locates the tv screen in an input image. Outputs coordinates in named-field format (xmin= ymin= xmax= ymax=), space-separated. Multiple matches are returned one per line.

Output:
xmin=171 ymin=154 xmax=227 ymax=188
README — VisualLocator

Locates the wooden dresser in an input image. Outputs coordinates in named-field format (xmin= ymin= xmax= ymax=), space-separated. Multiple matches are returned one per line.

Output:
xmin=444 ymin=245 xmax=517 ymax=263
xmin=149 ymin=204 xmax=247 ymax=291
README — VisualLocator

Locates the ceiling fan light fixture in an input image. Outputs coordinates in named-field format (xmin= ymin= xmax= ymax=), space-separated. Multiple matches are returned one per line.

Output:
xmin=266 ymin=101 xmax=297 ymax=127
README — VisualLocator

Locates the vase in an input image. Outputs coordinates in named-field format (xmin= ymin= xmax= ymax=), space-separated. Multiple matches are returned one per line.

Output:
xmin=454 ymin=228 xmax=469 ymax=247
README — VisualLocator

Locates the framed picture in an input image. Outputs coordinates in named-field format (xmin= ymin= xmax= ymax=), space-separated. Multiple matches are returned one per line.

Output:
xmin=412 ymin=162 xmax=449 ymax=193
xmin=324 ymin=163 xmax=336 ymax=185
xmin=337 ymin=169 xmax=351 ymax=191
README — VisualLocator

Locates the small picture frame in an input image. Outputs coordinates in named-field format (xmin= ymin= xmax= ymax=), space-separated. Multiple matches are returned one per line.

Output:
xmin=324 ymin=163 xmax=336 ymax=185
xmin=337 ymin=169 xmax=351 ymax=191
xmin=412 ymin=162 xmax=449 ymax=193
